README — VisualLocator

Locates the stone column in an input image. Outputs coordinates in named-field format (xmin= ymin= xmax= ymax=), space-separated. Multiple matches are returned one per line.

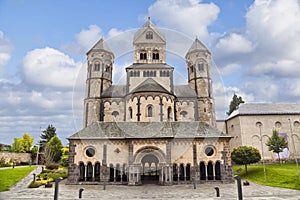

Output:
xmin=184 ymin=165 xmax=186 ymax=182
xmin=92 ymin=164 xmax=95 ymax=181
xmin=114 ymin=167 xmax=116 ymax=182
xmin=177 ymin=166 xmax=180 ymax=183
xmin=205 ymin=164 xmax=208 ymax=181
xmin=85 ymin=165 xmax=87 ymax=181
xmin=213 ymin=163 xmax=215 ymax=180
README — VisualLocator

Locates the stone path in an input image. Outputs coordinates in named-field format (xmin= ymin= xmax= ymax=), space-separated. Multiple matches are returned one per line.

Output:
xmin=1 ymin=178 xmax=300 ymax=200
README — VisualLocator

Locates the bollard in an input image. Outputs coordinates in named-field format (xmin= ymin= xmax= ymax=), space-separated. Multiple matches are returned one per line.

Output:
xmin=214 ymin=186 xmax=220 ymax=197
xmin=234 ymin=175 xmax=243 ymax=200
xmin=79 ymin=188 xmax=84 ymax=199
xmin=33 ymin=173 xmax=36 ymax=183
xmin=54 ymin=177 xmax=63 ymax=200
xmin=103 ymin=179 xmax=106 ymax=190
xmin=192 ymin=177 xmax=196 ymax=189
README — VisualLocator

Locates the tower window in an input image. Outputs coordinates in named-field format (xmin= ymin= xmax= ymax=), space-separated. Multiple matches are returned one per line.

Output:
xmin=140 ymin=52 xmax=147 ymax=60
xmin=94 ymin=62 xmax=100 ymax=71
xmin=198 ymin=63 xmax=204 ymax=71
xmin=152 ymin=52 xmax=159 ymax=60
xmin=146 ymin=31 xmax=153 ymax=39
xmin=147 ymin=105 xmax=153 ymax=117
xmin=190 ymin=65 xmax=194 ymax=73
xmin=105 ymin=64 xmax=110 ymax=72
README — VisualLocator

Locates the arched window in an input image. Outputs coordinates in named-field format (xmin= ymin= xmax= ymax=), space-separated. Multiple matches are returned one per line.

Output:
xmin=190 ymin=65 xmax=194 ymax=73
xmin=152 ymin=52 xmax=159 ymax=60
xmin=105 ymin=64 xmax=110 ymax=72
xmin=112 ymin=111 xmax=119 ymax=117
xmin=167 ymin=107 xmax=172 ymax=120
xmin=147 ymin=105 xmax=153 ymax=117
xmin=94 ymin=62 xmax=100 ymax=71
xmin=198 ymin=63 xmax=204 ymax=71
xmin=146 ymin=31 xmax=153 ymax=39
xmin=180 ymin=111 xmax=188 ymax=117
xmin=129 ymin=107 xmax=133 ymax=119
xmin=140 ymin=52 xmax=147 ymax=60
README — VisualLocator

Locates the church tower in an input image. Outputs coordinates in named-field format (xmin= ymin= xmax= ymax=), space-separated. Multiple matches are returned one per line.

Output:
xmin=83 ymin=38 xmax=114 ymax=127
xmin=185 ymin=38 xmax=216 ymax=126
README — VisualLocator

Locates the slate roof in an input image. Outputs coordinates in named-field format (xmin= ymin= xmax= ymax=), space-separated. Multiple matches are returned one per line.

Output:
xmin=87 ymin=38 xmax=113 ymax=55
xmin=174 ymin=85 xmax=197 ymax=98
xmin=68 ymin=121 xmax=229 ymax=140
xmin=227 ymin=103 xmax=300 ymax=119
xmin=131 ymin=78 xmax=172 ymax=95
xmin=186 ymin=38 xmax=210 ymax=55
xmin=101 ymin=85 xmax=127 ymax=98
xmin=126 ymin=63 xmax=173 ymax=69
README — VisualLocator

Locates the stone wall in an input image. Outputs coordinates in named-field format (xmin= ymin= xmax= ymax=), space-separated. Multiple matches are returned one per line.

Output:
xmin=0 ymin=152 xmax=31 ymax=163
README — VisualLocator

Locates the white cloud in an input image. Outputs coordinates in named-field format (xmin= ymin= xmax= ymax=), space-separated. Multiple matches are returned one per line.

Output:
xmin=21 ymin=47 xmax=82 ymax=88
xmin=215 ymin=33 xmax=254 ymax=55
xmin=148 ymin=0 xmax=220 ymax=40
xmin=219 ymin=63 xmax=241 ymax=76
xmin=64 ymin=25 xmax=103 ymax=56
xmin=0 ymin=31 xmax=13 ymax=68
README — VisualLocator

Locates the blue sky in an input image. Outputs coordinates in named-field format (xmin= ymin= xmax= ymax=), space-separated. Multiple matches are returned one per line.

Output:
xmin=1 ymin=0 xmax=300 ymax=145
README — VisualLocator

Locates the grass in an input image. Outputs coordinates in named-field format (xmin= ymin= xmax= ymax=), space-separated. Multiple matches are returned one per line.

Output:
xmin=233 ymin=163 xmax=300 ymax=190
xmin=0 ymin=166 xmax=36 ymax=192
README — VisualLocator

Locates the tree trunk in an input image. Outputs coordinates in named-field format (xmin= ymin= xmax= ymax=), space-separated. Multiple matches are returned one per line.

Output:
xmin=277 ymin=153 xmax=281 ymax=164
xmin=245 ymin=164 xmax=248 ymax=175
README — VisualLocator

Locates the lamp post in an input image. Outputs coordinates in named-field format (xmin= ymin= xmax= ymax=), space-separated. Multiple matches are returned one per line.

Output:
xmin=288 ymin=119 xmax=300 ymax=180
xmin=257 ymin=122 xmax=266 ymax=182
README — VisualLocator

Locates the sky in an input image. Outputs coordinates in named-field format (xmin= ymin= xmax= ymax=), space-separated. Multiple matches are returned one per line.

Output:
xmin=0 ymin=0 xmax=300 ymax=145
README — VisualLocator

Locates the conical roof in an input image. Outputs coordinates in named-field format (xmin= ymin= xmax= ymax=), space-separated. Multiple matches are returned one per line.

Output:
xmin=186 ymin=38 xmax=210 ymax=55
xmin=133 ymin=18 xmax=165 ymax=42
xmin=86 ymin=38 xmax=113 ymax=55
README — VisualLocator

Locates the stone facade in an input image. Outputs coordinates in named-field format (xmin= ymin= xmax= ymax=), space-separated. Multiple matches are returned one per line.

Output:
xmin=67 ymin=19 xmax=233 ymax=185
xmin=225 ymin=103 xmax=300 ymax=161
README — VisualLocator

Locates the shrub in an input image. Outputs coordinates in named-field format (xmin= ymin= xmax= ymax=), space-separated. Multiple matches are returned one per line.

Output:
xmin=28 ymin=181 xmax=43 ymax=188
xmin=59 ymin=157 xmax=68 ymax=167
xmin=45 ymin=163 xmax=59 ymax=170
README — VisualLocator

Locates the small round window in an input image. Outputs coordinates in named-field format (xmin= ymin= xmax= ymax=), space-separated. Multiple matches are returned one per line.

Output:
xmin=86 ymin=148 xmax=95 ymax=157
xmin=205 ymin=147 xmax=214 ymax=157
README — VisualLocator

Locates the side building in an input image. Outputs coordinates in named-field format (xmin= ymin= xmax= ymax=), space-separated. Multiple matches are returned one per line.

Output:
xmin=226 ymin=103 xmax=300 ymax=161
xmin=67 ymin=19 xmax=233 ymax=185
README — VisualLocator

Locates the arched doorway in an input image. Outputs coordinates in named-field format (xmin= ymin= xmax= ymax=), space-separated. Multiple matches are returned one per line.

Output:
xmin=141 ymin=154 xmax=159 ymax=183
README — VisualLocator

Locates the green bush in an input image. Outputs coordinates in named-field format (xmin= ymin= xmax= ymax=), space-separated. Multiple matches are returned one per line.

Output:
xmin=59 ymin=157 xmax=68 ymax=167
xmin=28 ymin=181 xmax=43 ymax=188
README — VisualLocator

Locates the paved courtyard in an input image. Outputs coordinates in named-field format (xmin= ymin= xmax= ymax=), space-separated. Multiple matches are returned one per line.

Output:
xmin=1 ymin=179 xmax=300 ymax=200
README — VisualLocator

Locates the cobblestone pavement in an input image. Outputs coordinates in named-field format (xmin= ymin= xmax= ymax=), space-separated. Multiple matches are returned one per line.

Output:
xmin=1 ymin=179 xmax=300 ymax=200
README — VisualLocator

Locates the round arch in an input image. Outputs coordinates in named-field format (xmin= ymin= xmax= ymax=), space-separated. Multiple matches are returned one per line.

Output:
xmin=133 ymin=146 xmax=166 ymax=164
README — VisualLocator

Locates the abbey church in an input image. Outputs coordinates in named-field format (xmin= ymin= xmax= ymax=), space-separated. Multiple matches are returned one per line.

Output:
xmin=67 ymin=19 xmax=233 ymax=185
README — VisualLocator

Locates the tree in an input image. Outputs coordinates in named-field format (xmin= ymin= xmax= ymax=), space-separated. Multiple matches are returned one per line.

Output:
xmin=21 ymin=133 xmax=34 ymax=153
xmin=45 ymin=135 xmax=63 ymax=163
xmin=231 ymin=146 xmax=261 ymax=174
xmin=39 ymin=125 xmax=57 ymax=147
xmin=11 ymin=138 xmax=24 ymax=153
xmin=266 ymin=130 xmax=288 ymax=163
xmin=227 ymin=94 xmax=245 ymax=116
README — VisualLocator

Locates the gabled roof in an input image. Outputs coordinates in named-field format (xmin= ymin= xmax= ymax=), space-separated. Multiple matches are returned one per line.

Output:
xmin=186 ymin=38 xmax=210 ymax=55
xmin=68 ymin=121 xmax=229 ymax=140
xmin=101 ymin=85 xmax=127 ymax=98
xmin=126 ymin=63 xmax=173 ymax=70
xmin=227 ymin=103 xmax=300 ymax=120
xmin=174 ymin=85 xmax=197 ymax=98
xmin=131 ymin=78 xmax=172 ymax=94
xmin=133 ymin=18 xmax=166 ymax=43
xmin=86 ymin=38 xmax=113 ymax=55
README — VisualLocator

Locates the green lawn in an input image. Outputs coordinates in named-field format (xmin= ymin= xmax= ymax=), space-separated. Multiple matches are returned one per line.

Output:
xmin=0 ymin=166 xmax=36 ymax=192
xmin=234 ymin=163 xmax=300 ymax=190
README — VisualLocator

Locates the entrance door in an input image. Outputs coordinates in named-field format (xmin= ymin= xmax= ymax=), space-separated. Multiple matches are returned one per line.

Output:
xmin=141 ymin=154 xmax=159 ymax=184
